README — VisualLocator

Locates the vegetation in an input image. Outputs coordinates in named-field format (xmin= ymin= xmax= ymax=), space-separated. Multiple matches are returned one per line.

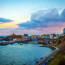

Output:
xmin=47 ymin=34 xmax=65 ymax=65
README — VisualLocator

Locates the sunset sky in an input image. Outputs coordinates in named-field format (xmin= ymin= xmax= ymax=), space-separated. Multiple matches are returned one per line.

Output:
xmin=0 ymin=0 xmax=65 ymax=35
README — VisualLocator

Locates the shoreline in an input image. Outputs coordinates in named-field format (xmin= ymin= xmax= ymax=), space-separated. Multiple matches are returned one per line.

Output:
xmin=0 ymin=41 xmax=56 ymax=50
xmin=36 ymin=47 xmax=59 ymax=65
xmin=39 ymin=45 xmax=56 ymax=50
xmin=0 ymin=40 xmax=59 ymax=65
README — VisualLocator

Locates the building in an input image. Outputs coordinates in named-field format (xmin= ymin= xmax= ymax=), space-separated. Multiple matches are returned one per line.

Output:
xmin=13 ymin=38 xmax=22 ymax=42
xmin=41 ymin=34 xmax=50 ymax=39
xmin=24 ymin=34 xmax=28 ymax=36
xmin=30 ymin=35 xmax=38 ymax=41
xmin=63 ymin=28 xmax=65 ymax=34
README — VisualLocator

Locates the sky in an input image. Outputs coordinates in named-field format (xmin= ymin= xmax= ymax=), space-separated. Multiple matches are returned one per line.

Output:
xmin=0 ymin=0 xmax=65 ymax=35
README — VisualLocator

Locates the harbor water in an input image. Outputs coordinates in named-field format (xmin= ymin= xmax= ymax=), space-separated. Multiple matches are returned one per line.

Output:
xmin=0 ymin=43 xmax=53 ymax=65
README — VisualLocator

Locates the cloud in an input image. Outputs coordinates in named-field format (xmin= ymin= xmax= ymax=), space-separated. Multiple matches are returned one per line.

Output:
xmin=0 ymin=23 xmax=18 ymax=28
xmin=0 ymin=18 xmax=12 ymax=23
xmin=0 ymin=26 xmax=64 ymax=35
xmin=18 ymin=9 xmax=65 ymax=29
xmin=0 ymin=18 xmax=20 ymax=28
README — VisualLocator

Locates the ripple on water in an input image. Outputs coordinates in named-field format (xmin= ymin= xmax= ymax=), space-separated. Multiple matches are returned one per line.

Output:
xmin=0 ymin=43 xmax=53 ymax=65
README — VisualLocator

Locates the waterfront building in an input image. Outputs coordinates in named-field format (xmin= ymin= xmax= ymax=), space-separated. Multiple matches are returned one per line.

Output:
xmin=50 ymin=34 xmax=58 ymax=39
xmin=24 ymin=34 xmax=28 ymax=36
xmin=30 ymin=35 xmax=38 ymax=41
xmin=32 ymin=38 xmax=38 ymax=41
xmin=27 ymin=36 xmax=30 ymax=40
xmin=30 ymin=35 xmax=36 ymax=39
xmin=55 ymin=34 xmax=60 ymax=39
xmin=41 ymin=34 xmax=50 ymax=39
xmin=13 ymin=38 xmax=22 ymax=42
xmin=21 ymin=36 xmax=27 ymax=41
xmin=63 ymin=28 xmax=65 ymax=34
xmin=50 ymin=34 xmax=54 ymax=39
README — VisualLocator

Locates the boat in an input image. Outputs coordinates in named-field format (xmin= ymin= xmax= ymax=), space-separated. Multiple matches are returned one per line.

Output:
xmin=0 ymin=43 xmax=8 ymax=45
xmin=19 ymin=43 xmax=23 ymax=45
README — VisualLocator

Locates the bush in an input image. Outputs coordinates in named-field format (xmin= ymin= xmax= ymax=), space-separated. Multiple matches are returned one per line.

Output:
xmin=58 ymin=57 xmax=65 ymax=65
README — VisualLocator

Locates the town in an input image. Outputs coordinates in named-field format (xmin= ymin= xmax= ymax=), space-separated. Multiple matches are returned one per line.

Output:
xmin=0 ymin=28 xmax=65 ymax=65
xmin=0 ymin=28 xmax=65 ymax=46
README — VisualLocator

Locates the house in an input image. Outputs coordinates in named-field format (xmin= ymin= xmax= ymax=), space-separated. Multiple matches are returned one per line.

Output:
xmin=13 ymin=38 xmax=22 ymax=42
xmin=63 ymin=28 xmax=65 ymax=34
xmin=41 ymin=34 xmax=50 ymax=39
xmin=30 ymin=35 xmax=38 ymax=41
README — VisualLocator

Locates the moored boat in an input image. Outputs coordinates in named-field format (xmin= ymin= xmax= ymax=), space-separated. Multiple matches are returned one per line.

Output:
xmin=0 ymin=43 xmax=8 ymax=45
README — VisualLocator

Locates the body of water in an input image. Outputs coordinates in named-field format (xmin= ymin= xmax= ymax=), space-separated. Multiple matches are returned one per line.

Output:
xmin=0 ymin=43 xmax=53 ymax=65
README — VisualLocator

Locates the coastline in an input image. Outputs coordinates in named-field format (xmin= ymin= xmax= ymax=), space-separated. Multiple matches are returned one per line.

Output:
xmin=0 ymin=40 xmax=60 ymax=65
xmin=36 ymin=47 xmax=59 ymax=65
xmin=39 ymin=45 xmax=56 ymax=50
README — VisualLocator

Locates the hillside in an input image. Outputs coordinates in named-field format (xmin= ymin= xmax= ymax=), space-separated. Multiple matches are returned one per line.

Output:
xmin=46 ymin=35 xmax=65 ymax=65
